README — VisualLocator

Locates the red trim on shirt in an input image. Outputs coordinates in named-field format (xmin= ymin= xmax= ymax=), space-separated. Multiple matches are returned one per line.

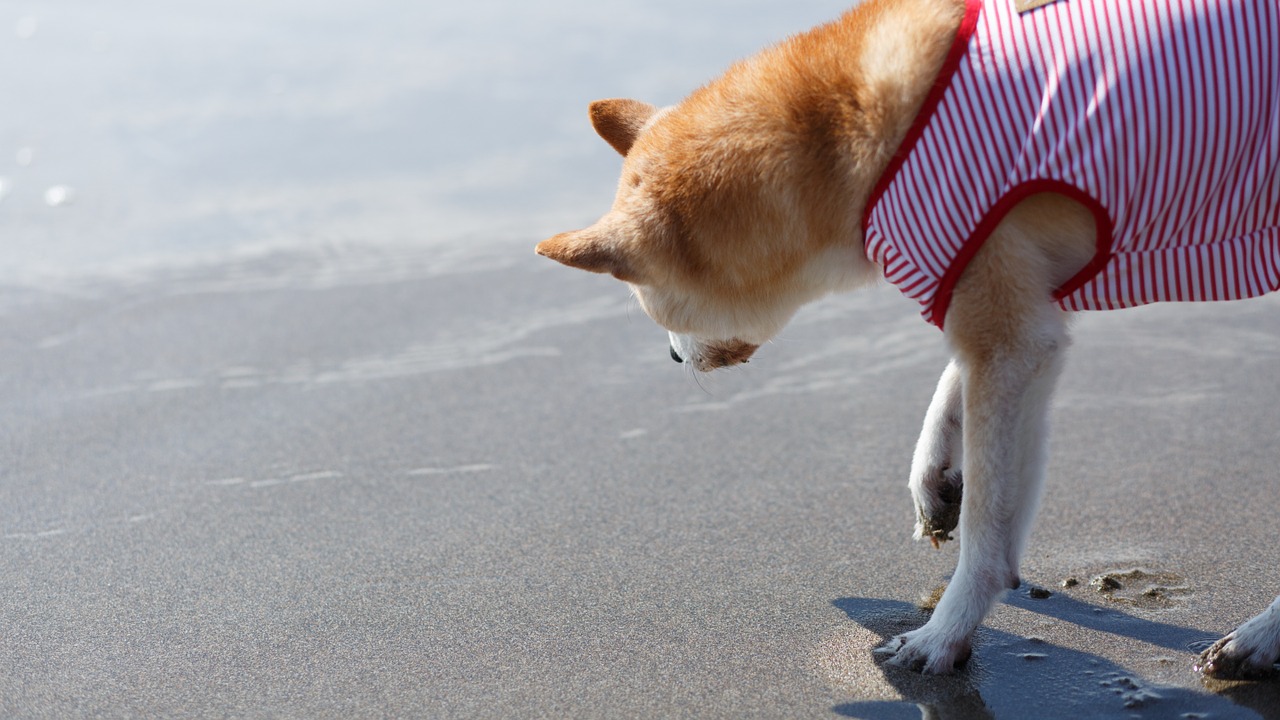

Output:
xmin=927 ymin=180 xmax=1115 ymax=328
xmin=863 ymin=0 xmax=1280 ymax=328
xmin=860 ymin=0 xmax=982 ymax=238
xmin=859 ymin=0 xmax=1118 ymax=330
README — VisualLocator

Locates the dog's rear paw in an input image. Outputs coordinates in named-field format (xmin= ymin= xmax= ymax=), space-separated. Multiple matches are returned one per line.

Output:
xmin=911 ymin=467 xmax=962 ymax=548
xmin=1196 ymin=631 xmax=1280 ymax=680
xmin=874 ymin=625 xmax=972 ymax=674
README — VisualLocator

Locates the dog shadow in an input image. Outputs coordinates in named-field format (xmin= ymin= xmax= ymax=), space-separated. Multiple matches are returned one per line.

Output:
xmin=828 ymin=590 xmax=1280 ymax=719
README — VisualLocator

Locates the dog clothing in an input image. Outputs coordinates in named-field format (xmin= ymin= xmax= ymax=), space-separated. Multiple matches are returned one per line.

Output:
xmin=862 ymin=0 xmax=1280 ymax=328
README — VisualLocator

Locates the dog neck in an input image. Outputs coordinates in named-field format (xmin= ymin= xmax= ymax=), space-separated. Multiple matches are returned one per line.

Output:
xmin=764 ymin=0 xmax=970 ymax=243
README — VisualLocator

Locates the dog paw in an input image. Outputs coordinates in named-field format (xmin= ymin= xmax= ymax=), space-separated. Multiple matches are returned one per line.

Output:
xmin=873 ymin=625 xmax=972 ymax=674
xmin=911 ymin=466 xmax=963 ymax=548
xmin=1195 ymin=630 xmax=1280 ymax=680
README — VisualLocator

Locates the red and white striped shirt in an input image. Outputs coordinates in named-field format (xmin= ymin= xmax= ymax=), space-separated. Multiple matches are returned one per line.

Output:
xmin=862 ymin=0 xmax=1280 ymax=328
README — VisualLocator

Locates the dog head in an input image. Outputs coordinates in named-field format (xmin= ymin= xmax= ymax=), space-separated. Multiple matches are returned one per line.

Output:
xmin=537 ymin=54 xmax=878 ymax=371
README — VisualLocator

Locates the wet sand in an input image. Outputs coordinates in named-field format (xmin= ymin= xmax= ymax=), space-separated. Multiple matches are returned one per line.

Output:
xmin=3 ymin=0 xmax=1280 ymax=716
xmin=2 ymin=248 xmax=1278 ymax=718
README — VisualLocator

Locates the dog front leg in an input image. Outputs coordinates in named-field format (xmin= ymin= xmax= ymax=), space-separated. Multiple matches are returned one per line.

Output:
xmin=881 ymin=309 xmax=1067 ymax=673
xmin=1198 ymin=595 xmax=1280 ymax=679
xmin=910 ymin=359 xmax=964 ymax=547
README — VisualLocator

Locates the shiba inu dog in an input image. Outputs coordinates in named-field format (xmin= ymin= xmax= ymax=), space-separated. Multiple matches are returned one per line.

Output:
xmin=536 ymin=0 xmax=1280 ymax=677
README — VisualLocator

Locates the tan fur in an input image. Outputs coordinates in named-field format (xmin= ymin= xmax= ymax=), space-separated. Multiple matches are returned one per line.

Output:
xmin=537 ymin=0 xmax=968 ymax=363
xmin=948 ymin=194 xmax=1097 ymax=361
xmin=589 ymin=99 xmax=658 ymax=157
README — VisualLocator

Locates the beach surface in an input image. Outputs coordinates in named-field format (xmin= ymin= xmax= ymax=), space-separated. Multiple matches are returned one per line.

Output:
xmin=2 ymin=1 xmax=1279 ymax=718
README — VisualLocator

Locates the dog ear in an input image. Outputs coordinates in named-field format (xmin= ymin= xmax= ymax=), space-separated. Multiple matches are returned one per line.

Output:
xmin=536 ymin=227 xmax=640 ymax=282
xmin=589 ymin=99 xmax=657 ymax=156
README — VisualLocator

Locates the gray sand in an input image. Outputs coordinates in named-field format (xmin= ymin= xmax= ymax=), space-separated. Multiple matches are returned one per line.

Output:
xmin=2 ymin=254 xmax=1278 ymax=718
xmin=2 ymin=0 xmax=1279 ymax=717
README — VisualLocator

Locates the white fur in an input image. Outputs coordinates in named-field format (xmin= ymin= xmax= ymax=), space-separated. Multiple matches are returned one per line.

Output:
xmin=883 ymin=306 xmax=1068 ymax=672
xmin=668 ymin=331 xmax=700 ymax=364
xmin=1201 ymin=595 xmax=1280 ymax=677
xmin=639 ymin=246 xmax=874 ymax=347
xmin=908 ymin=358 xmax=964 ymax=541
xmin=655 ymin=245 xmax=877 ymax=372
xmin=797 ymin=244 xmax=880 ymax=296
xmin=891 ymin=302 xmax=1280 ymax=677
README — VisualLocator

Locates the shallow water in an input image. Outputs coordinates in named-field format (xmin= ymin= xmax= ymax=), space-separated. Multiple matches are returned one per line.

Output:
xmin=0 ymin=0 xmax=849 ymax=284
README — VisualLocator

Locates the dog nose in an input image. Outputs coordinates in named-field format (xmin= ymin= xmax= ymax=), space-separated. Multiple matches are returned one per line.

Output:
xmin=669 ymin=345 xmax=683 ymax=363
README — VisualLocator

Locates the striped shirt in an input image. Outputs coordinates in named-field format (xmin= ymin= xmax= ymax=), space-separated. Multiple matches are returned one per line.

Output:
xmin=862 ymin=0 xmax=1280 ymax=328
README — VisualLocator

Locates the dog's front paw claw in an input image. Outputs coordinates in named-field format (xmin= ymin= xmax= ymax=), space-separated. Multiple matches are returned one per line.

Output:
xmin=1196 ymin=632 xmax=1280 ymax=680
xmin=875 ymin=627 xmax=971 ymax=674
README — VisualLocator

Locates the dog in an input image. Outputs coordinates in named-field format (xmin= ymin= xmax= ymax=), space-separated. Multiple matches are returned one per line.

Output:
xmin=536 ymin=0 xmax=1280 ymax=677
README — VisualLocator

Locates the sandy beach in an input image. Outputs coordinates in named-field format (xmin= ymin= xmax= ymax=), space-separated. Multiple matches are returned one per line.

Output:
xmin=4 ymin=251 xmax=1279 ymax=718
xmin=2 ymin=1 xmax=1279 ymax=718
